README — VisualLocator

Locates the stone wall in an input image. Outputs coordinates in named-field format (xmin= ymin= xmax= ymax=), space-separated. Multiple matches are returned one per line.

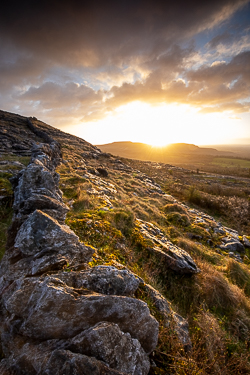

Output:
xmin=0 ymin=142 xmax=159 ymax=375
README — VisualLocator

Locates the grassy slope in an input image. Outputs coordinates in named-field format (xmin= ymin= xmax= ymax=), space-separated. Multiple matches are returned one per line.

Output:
xmin=0 ymin=125 xmax=250 ymax=373
xmin=57 ymin=146 xmax=250 ymax=374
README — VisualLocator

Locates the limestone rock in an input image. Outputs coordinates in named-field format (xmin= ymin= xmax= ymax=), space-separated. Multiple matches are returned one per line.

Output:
xmin=0 ymin=337 xmax=125 ymax=375
xmin=4 ymin=276 xmax=159 ymax=354
xmin=221 ymin=237 xmax=245 ymax=253
xmin=76 ymin=266 xmax=141 ymax=296
xmin=137 ymin=219 xmax=200 ymax=274
xmin=14 ymin=209 xmax=93 ymax=264
xmin=68 ymin=322 xmax=150 ymax=374
xmin=13 ymin=163 xmax=63 ymax=214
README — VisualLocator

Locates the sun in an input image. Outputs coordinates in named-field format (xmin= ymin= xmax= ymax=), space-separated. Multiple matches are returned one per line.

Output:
xmin=67 ymin=101 xmax=242 ymax=146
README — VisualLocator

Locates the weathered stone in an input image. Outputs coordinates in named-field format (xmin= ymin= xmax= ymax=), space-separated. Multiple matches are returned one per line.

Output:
xmin=13 ymin=163 xmax=63 ymax=214
xmin=222 ymin=238 xmax=245 ymax=253
xmin=137 ymin=219 xmax=200 ymax=274
xmin=74 ymin=266 xmax=141 ymax=296
xmin=14 ymin=209 xmax=93 ymax=263
xmin=68 ymin=322 xmax=150 ymax=374
xmin=15 ymin=193 xmax=69 ymax=220
xmin=4 ymin=276 xmax=159 ymax=354
xmin=172 ymin=313 xmax=192 ymax=351
xmin=43 ymin=350 xmax=126 ymax=375
xmin=0 ymin=335 xmax=125 ymax=375
xmin=96 ymin=167 xmax=109 ymax=177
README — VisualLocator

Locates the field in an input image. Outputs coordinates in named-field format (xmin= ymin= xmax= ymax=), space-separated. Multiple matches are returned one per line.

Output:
xmin=212 ymin=157 xmax=250 ymax=168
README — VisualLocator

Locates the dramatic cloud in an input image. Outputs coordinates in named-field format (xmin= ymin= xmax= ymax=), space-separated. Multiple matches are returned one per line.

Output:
xmin=0 ymin=0 xmax=249 ymax=139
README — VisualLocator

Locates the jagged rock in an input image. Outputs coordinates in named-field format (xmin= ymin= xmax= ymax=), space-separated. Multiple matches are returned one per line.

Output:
xmin=58 ymin=266 xmax=141 ymax=296
xmin=12 ymin=209 xmax=94 ymax=266
xmin=0 ymin=336 xmax=125 ymax=375
xmin=30 ymin=142 xmax=62 ymax=170
xmin=144 ymin=284 xmax=172 ymax=317
xmin=172 ymin=313 xmax=192 ymax=351
xmin=13 ymin=163 xmax=63 ymax=214
xmin=137 ymin=219 xmax=200 ymax=274
xmin=3 ymin=276 xmax=159 ymax=354
xmin=68 ymin=322 xmax=150 ymax=374
xmin=14 ymin=193 xmax=69 ymax=221
xmin=43 ymin=350 xmax=126 ymax=375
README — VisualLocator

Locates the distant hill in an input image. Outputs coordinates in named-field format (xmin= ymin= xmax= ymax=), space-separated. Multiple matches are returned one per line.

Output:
xmin=96 ymin=141 xmax=234 ymax=163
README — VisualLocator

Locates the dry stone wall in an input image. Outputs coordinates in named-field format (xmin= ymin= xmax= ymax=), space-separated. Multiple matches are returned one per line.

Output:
xmin=0 ymin=141 xmax=160 ymax=375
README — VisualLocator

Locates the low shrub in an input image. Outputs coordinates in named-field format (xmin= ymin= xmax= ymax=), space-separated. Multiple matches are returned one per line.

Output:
xmin=167 ymin=212 xmax=190 ymax=226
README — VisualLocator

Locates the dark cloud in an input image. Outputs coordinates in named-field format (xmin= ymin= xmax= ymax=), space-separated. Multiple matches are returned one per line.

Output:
xmin=0 ymin=0 xmax=249 ymax=124
xmin=1 ymin=0 xmax=247 ymax=66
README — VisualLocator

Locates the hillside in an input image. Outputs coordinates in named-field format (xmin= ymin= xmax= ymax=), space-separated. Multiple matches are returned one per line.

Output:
xmin=0 ymin=110 xmax=250 ymax=374
xmin=97 ymin=141 xmax=234 ymax=162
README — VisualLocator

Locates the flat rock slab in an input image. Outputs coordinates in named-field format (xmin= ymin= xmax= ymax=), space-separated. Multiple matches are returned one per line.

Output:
xmin=137 ymin=219 xmax=200 ymax=274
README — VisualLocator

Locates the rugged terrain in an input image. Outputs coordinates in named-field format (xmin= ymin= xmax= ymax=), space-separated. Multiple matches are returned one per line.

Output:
xmin=0 ymin=109 xmax=250 ymax=374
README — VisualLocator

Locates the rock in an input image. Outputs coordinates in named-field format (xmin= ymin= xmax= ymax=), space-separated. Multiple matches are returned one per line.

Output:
xmin=172 ymin=313 xmax=192 ymax=352
xmin=13 ymin=163 xmax=63 ymax=214
xmin=55 ymin=266 xmax=141 ymax=296
xmin=0 ymin=338 xmax=125 ymax=375
xmin=14 ymin=193 xmax=69 ymax=221
xmin=243 ymin=235 xmax=250 ymax=248
xmin=68 ymin=322 xmax=150 ymax=374
xmin=4 ymin=276 xmax=159 ymax=354
xmin=14 ymin=210 xmax=93 ymax=263
xmin=213 ymin=227 xmax=226 ymax=235
xmin=137 ymin=219 xmax=200 ymax=275
xmin=223 ymin=240 xmax=245 ymax=254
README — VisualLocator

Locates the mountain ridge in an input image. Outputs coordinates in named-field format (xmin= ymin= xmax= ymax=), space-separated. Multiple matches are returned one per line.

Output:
xmin=96 ymin=140 xmax=235 ymax=164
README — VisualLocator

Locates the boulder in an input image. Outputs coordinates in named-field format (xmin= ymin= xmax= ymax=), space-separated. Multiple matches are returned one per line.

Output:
xmin=13 ymin=163 xmax=63 ymax=214
xmin=14 ymin=209 xmax=94 ymax=264
xmin=4 ymin=276 xmax=159 ymax=354
xmin=68 ymin=322 xmax=150 ymax=374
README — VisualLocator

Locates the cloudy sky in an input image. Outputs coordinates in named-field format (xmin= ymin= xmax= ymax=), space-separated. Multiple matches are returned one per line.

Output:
xmin=1 ymin=0 xmax=250 ymax=146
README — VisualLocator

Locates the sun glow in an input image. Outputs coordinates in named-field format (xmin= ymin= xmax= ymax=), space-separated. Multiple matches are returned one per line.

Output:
xmin=67 ymin=101 xmax=243 ymax=146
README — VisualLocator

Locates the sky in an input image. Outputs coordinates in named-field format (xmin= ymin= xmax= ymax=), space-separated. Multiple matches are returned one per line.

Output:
xmin=0 ymin=0 xmax=250 ymax=146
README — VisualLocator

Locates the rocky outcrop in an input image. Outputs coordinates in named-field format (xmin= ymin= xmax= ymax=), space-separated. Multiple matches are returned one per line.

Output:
xmin=0 ymin=141 xmax=159 ymax=374
xmin=137 ymin=219 xmax=200 ymax=274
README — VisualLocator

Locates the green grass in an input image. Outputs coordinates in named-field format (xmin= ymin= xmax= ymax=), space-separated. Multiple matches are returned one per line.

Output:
xmin=212 ymin=157 xmax=250 ymax=168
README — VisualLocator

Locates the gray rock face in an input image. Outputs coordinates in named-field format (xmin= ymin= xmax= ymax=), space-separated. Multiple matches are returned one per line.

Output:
xmin=68 ymin=322 xmax=150 ymax=374
xmin=137 ymin=219 xmax=200 ymax=274
xmin=54 ymin=266 xmax=141 ymax=296
xmin=13 ymin=162 xmax=63 ymax=214
xmin=221 ymin=237 xmax=245 ymax=253
xmin=0 ymin=141 xmax=159 ymax=374
xmin=14 ymin=209 xmax=93 ymax=264
xmin=78 ymin=266 xmax=141 ymax=296
xmin=4 ymin=276 xmax=158 ymax=354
